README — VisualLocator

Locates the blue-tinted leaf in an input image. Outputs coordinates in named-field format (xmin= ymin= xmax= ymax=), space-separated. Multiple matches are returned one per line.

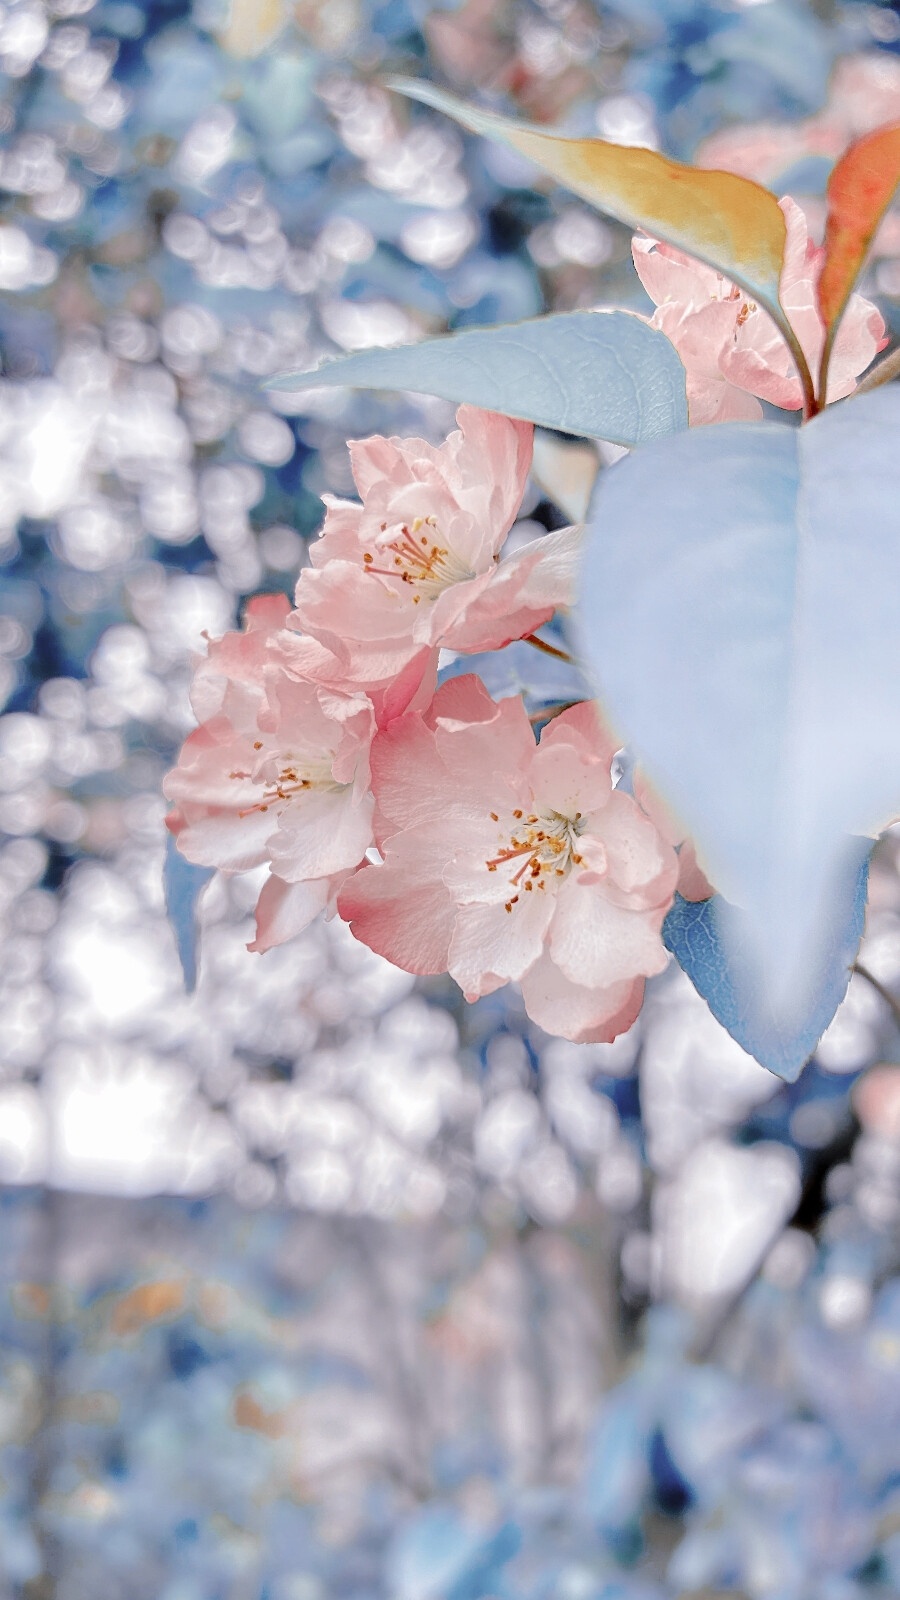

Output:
xmin=267 ymin=311 xmax=688 ymax=446
xmin=663 ymin=840 xmax=870 ymax=1081
xmin=164 ymin=833 xmax=213 ymax=993
xmin=578 ymin=388 xmax=900 ymax=1060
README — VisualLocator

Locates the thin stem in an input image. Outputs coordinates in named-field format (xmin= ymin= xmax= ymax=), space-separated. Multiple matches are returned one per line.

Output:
xmin=781 ymin=316 xmax=818 ymax=420
xmin=850 ymin=342 xmax=900 ymax=398
xmin=816 ymin=321 xmax=838 ymax=416
xmin=852 ymin=961 xmax=900 ymax=1031
xmin=523 ymin=631 xmax=574 ymax=665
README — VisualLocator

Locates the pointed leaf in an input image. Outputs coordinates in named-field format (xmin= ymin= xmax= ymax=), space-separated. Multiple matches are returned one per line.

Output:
xmin=819 ymin=122 xmax=900 ymax=397
xmin=663 ymin=843 xmax=869 ymax=1081
xmin=267 ymin=311 xmax=688 ymax=445
xmin=387 ymin=78 xmax=812 ymax=407
xmin=578 ymin=387 xmax=900 ymax=1060
xmin=164 ymin=833 xmax=213 ymax=993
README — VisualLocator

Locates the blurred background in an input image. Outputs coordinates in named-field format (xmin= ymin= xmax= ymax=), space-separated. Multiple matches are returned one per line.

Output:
xmin=5 ymin=0 xmax=900 ymax=1594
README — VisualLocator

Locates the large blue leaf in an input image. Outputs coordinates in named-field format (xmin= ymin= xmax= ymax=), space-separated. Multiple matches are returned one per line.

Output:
xmin=164 ymin=833 xmax=213 ymax=993
xmin=663 ymin=839 xmax=870 ymax=1081
xmin=267 ymin=311 xmax=688 ymax=446
xmin=578 ymin=387 xmax=900 ymax=1061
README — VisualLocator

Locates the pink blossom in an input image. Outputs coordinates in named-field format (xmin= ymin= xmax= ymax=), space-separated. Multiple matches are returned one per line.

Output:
xmin=339 ymin=676 xmax=678 ymax=1044
xmin=163 ymin=593 xmax=375 ymax=954
xmin=290 ymin=405 xmax=581 ymax=697
xmin=633 ymin=198 xmax=885 ymax=421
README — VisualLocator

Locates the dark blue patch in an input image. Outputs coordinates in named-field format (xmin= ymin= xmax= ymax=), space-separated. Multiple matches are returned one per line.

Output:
xmin=167 ymin=1330 xmax=211 ymax=1380
xmin=164 ymin=832 xmax=213 ymax=993
xmin=650 ymin=1429 xmax=693 ymax=1515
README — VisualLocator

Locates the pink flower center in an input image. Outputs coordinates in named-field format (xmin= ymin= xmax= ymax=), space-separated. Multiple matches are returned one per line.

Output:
xmin=486 ymin=807 xmax=590 ymax=914
xmin=362 ymin=515 xmax=475 ymax=603
xmin=231 ymin=745 xmax=342 ymax=817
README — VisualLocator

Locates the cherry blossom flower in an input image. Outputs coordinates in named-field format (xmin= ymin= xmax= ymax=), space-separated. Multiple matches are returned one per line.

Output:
xmin=290 ymin=405 xmax=580 ymax=698
xmin=633 ymin=198 xmax=886 ymax=423
xmin=339 ymin=675 xmax=678 ymax=1043
xmin=164 ymin=593 xmax=375 ymax=954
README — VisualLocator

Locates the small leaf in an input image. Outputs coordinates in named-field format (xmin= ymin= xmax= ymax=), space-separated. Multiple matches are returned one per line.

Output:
xmin=164 ymin=833 xmax=213 ymax=993
xmin=578 ymin=387 xmax=900 ymax=1063
xmin=386 ymin=78 xmax=813 ymax=412
xmin=267 ymin=311 xmax=688 ymax=445
xmin=818 ymin=122 xmax=900 ymax=399
xmin=663 ymin=842 xmax=870 ymax=1081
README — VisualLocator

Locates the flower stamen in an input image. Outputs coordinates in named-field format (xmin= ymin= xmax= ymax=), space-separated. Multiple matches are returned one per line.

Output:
xmin=488 ymin=808 xmax=587 ymax=910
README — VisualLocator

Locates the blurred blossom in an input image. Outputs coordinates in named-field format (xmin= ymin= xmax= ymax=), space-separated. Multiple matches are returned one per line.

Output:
xmin=0 ymin=1 xmax=48 ymax=75
xmin=401 ymin=210 xmax=478 ymax=270
xmin=595 ymin=94 xmax=658 ymax=150
xmin=175 ymin=106 xmax=237 ymax=186
xmin=819 ymin=1273 xmax=873 ymax=1330
xmin=656 ymin=1139 xmax=800 ymax=1306
xmin=237 ymin=409 xmax=295 ymax=465
xmin=0 ymin=226 xmax=57 ymax=290
xmin=320 ymin=298 xmax=422 ymax=351
xmin=815 ymin=970 xmax=885 ymax=1072
xmin=640 ymin=970 xmax=777 ymax=1175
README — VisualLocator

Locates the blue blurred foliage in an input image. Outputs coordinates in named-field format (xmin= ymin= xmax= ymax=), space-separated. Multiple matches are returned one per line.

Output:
xmin=4 ymin=0 xmax=900 ymax=1593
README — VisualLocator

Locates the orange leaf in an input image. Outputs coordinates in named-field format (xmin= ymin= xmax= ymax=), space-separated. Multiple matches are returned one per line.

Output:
xmin=387 ymin=78 xmax=815 ymax=414
xmin=818 ymin=122 xmax=900 ymax=401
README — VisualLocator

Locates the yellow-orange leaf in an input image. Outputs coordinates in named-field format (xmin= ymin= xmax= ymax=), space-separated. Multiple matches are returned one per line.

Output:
xmin=389 ymin=80 xmax=802 ymax=346
xmin=818 ymin=122 xmax=900 ymax=399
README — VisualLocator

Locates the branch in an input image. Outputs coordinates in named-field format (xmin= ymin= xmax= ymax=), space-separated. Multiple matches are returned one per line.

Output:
xmin=523 ymin=632 xmax=574 ymax=665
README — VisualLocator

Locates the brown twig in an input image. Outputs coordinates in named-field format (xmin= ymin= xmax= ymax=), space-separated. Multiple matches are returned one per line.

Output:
xmin=523 ymin=631 xmax=574 ymax=665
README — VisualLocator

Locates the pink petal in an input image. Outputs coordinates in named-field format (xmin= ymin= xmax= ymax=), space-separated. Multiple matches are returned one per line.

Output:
xmin=172 ymin=804 xmax=275 ymax=872
xmin=190 ymin=593 xmax=290 ymax=721
xmin=448 ymin=891 xmax=554 ymax=996
xmin=268 ymin=786 xmax=373 ymax=882
xmin=540 ymin=699 xmax=621 ymax=769
xmin=449 ymin=405 xmax=533 ymax=557
xmin=587 ymin=789 xmax=678 ymax=907
xmin=163 ymin=722 xmax=261 ymax=811
xmin=548 ymin=877 xmax=670 ymax=990
xmin=338 ymin=842 xmax=457 ymax=975
xmin=308 ymin=495 xmax=365 ymax=567
xmin=528 ymin=734 xmax=609 ymax=821
xmin=440 ymin=525 xmax=581 ymax=655
xmin=520 ymin=949 xmax=645 ymax=1043
xmin=249 ymin=873 xmax=333 ymax=953
xmin=675 ymin=840 xmax=715 ymax=903
xmin=632 ymin=235 xmax=722 ymax=311
xmin=369 ymin=674 xmax=495 ymax=840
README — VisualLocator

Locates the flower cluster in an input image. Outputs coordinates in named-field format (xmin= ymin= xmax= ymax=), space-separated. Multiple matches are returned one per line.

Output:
xmin=635 ymin=196 xmax=885 ymax=424
xmin=165 ymin=404 xmax=703 ymax=1042
xmin=166 ymin=181 xmax=882 ymax=1038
